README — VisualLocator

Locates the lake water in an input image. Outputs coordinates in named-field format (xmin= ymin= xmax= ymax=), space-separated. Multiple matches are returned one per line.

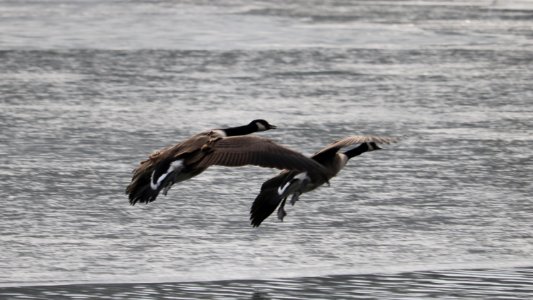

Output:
xmin=1 ymin=0 xmax=532 ymax=298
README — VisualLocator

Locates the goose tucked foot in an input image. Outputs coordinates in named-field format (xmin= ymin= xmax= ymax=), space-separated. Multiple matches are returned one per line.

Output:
xmin=277 ymin=206 xmax=287 ymax=221
xmin=290 ymin=192 xmax=301 ymax=206
xmin=161 ymin=180 xmax=174 ymax=196
xmin=277 ymin=198 xmax=288 ymax=221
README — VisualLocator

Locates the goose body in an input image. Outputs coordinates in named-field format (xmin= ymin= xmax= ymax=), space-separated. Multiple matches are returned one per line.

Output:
xmin=250 ymin=135 xmax=398 ymax=227
xmin=126 ymin=120 xmax=328 ymax=205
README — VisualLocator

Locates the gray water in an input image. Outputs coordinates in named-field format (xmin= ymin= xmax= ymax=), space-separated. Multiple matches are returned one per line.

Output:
xmin=1 ymin=0 xmax=533 ymax=298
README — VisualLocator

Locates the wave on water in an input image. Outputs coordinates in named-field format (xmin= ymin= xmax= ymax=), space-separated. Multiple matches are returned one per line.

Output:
xmin=1 ymin=264 xmax=533 ymax=300
xmin=1 ymin=259 xmax=532 ymax=288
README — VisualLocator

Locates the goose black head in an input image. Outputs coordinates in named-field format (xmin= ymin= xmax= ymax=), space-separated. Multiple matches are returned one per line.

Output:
xmin=251 ymin=119 xmax=277 ymax=131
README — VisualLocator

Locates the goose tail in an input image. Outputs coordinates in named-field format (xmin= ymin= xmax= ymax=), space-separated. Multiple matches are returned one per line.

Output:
xmin=126 ymin=179 xmax=161 ymax=205
xmin=126 ymin=158 xmax=163 ymax=205
xmin=126 ymin=166 xmax=161 ymax=205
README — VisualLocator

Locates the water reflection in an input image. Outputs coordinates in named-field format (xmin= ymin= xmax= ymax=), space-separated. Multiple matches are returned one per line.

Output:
xmin=251 ymin=291 xmax=271 ymax=300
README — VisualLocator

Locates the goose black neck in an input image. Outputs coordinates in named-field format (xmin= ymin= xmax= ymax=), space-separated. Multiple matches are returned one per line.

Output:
xmin=222 ymin=124 xmax=256 ymax=136
xmin=343 ymin=143 xmax=369 ymax=159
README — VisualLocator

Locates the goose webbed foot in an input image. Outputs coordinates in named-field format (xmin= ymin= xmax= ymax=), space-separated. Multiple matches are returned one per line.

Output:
xmin=277 ymin=206 xmax=287 ymax=221
xmin=162 ymin=184 xmax=172 ymax=196
xmin=290 ymin=192 xmax=301 ymax=206
xmin=161 ymin=178 xmax=176 ymax=196
xmin=277 ymin=198 xmax=287 ymax=221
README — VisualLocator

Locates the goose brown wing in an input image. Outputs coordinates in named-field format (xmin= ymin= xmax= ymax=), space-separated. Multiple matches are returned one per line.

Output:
xmin=313 ymin=135 xmax=399 ymax=157
xmin=250 ymin=187 xmax=284 ymax=227
xmin=194 ymin=136 xmax=329 ymax=179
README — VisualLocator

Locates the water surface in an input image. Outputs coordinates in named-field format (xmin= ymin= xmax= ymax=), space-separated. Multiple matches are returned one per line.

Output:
xmin=1 ymin=0 xmax=532 ymax=298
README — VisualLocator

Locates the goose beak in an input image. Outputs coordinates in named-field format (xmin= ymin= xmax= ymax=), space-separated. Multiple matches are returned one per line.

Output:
xmin=268 ymin=124 xmax=277 ymax=129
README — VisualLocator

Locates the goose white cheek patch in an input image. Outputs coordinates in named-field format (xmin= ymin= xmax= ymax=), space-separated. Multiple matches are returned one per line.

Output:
xmin=150 ymin=160 xmax=184 ymax=190
xmin=256 ymin=123 xmax=267 ymax=131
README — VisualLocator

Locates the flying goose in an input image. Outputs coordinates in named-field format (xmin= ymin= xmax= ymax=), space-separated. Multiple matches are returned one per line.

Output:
xmin=126 ymin=120 xmax=329 ymax=205
xmin=250 ymin=135 xmax=398 ymax=227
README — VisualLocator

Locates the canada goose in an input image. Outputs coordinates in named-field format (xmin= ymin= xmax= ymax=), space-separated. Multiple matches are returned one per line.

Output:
xmin=126 ymin=120 xmax=329 ymax=205
xmin=250 ymin=135 xmax=398 ymax=227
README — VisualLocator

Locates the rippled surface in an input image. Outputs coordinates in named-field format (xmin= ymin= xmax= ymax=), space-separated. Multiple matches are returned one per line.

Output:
xmin=1 ymin=0 xmax=533 ymax=298
xmin=2 ymin=267 xmax=533 ymax=299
